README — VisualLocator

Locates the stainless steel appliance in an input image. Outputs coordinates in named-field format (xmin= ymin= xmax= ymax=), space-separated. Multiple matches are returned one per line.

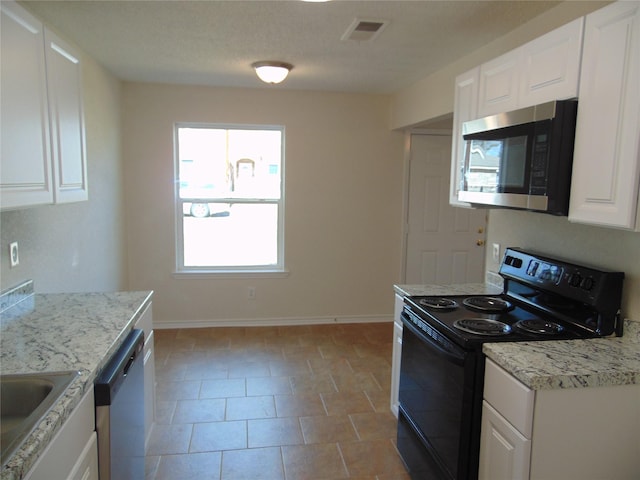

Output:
xmin=95 ymin=329 xmax=144 ymax=480
xmin=397 ymin=248 xmax=624 ymax=480
xmin=458 ymin=100 xmax=578 ymax=215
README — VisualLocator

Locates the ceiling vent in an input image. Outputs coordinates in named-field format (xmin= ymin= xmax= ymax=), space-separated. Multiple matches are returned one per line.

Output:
xmin=341 ymin=18 xmax=389 ymax=42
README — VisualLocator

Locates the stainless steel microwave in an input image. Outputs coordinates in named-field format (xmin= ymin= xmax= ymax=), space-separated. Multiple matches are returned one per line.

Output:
xmin=459 ymin=99 xmax=578 ymax=215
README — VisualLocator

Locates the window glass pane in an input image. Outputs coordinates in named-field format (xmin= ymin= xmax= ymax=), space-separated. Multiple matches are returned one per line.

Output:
xmin=176 ymin=125 xmax=283 ymax=271
xmin=182 ymin=203 xmax=279 ymax=267
xmin=179 ymin=128 xmax=231 ymax=199
xmin=178 ymin=127 xmax=281 ymax=200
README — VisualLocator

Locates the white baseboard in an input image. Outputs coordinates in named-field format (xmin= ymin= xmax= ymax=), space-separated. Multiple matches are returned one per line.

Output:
xmin=154 ymin=314 xmax=393 ymax=329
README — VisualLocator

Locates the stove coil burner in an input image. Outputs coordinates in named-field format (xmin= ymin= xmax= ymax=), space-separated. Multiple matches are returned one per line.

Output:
xmin=453 ymin=318 xmax=512 ymax=336
xmin=515 ymin=319 xmax=565 ymax=335
xmin=418 ymin=297 xmax=458 ymax=310
xmin=463 ymin=296 xmax=512 ymax=313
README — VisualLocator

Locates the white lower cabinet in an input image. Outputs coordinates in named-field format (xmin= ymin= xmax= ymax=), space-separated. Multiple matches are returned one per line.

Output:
xmin=24 ymin=388 xmax=98 ymax=480
xmin=134 ymin=301 xmax=156 ymax=449
xmin=390 ymin=293 xmax=404 ymax=418
xmin=480 ymin=402 xmax=530 ymax=480
xmin=481 ymin=359 xmax=640 ymax=480
xmin=67 ymin=432 xmax=99 ymax=480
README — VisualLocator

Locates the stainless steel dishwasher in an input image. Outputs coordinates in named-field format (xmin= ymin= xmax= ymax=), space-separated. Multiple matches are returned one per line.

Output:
xmin=95 ymin=329 xmax=144 ymax=480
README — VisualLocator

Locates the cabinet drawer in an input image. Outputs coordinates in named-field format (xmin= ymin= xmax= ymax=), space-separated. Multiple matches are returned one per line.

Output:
xmin=483 ymin=359 xmax=534 ymax=437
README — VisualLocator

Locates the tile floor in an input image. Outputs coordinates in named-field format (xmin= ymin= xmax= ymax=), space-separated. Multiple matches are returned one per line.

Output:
xmin=146 ymin=323 xmax=411 ymax=480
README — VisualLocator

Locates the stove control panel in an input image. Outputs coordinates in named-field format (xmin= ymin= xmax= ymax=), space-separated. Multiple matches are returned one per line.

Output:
xmin=500 ymin=247 xmax=624 ymax=309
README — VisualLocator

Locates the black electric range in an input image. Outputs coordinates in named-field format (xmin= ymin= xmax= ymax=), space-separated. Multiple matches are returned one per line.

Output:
xmin=397 ymin=248 xmax=624 ymax=480
xmin=403 ymin=247 xmax=625 ymax=350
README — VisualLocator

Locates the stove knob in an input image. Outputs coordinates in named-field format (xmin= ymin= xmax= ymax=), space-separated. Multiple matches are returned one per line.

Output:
xmin=581 ymin=277 xmax=595 ymax=291
xmin=569 ymin=273 xmax=582 ymax=287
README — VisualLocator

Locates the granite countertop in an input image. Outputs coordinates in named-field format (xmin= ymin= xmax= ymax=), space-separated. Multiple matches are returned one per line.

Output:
xmin=483 ymin=320 xmax=640 ymax=391
xmin=0 ymin=282 xmax=153 ymax=480
xmin=393 ymin=283 xmax=502 ymax=297
xmin=394 ymin=282 xmax=640 ymax=392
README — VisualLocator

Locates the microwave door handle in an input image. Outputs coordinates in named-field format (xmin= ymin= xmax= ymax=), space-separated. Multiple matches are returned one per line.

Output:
xmin=401 ymin=313 xmax=466 ymax=366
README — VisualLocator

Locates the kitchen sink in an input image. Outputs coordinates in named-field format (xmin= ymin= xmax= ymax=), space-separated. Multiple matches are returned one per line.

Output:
xmin=1 ymin=371 xmax=79 ymax=466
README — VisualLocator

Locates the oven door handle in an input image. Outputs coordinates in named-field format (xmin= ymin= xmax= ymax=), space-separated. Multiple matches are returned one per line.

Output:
xmin=401 ymin=312 xmax=466 ymax=366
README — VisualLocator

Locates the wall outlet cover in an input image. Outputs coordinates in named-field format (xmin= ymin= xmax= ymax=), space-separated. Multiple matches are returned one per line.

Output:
xmin=9 ymin=242 xmax=19 ymax=268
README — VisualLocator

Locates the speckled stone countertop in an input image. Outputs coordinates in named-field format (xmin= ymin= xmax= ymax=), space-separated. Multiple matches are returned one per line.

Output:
xmin=393 ymin=283 xmax=502 ymax=297
xmin=484 ymin=320 xmax=640 ymax=391
xmin=0 ymin=281 xmax=153 ymax=480
xmin=393 ymin=283 xmax=640 ymax=392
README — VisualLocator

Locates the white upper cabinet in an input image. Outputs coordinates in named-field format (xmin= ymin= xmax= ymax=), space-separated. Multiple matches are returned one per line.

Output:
xmin=477 ymin=49 xmax=520 ymax=117
xmin=0 ymin=1 xmax=53 ymax=209
xmin=45 ymin=29 xmax=88 ymax=204
xmin=519 ymin=17 xmax=584 ymax=107
xmin=0 ymin=1 xmax=87 ymax=210
xmin=450 ymin=68 xmax=479 ymax=208
xmin=477 ymin=19 xmax=583 ymax=118
xmin=569 ymin=1 xmax=640 ymax=230
xmin=451 ymin=19 xmax=584 ymax=208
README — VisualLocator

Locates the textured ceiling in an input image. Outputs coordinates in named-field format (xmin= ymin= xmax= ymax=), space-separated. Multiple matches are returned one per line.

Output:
xmin=22 ymin=0 xmax=561 ymax=94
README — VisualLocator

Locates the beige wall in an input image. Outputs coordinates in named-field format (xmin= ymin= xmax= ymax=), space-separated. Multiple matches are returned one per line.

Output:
xmin=0 ymin=55 xmax=128 ymax=294
xmin=122 ymin=83 xmax=404 ymax=326
xmin=391 ymin=1 xmax=610 ymax=129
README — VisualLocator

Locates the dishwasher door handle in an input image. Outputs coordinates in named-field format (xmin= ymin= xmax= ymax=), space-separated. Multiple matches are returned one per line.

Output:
xmin=94 ymin=329 xmax=144 ymax=406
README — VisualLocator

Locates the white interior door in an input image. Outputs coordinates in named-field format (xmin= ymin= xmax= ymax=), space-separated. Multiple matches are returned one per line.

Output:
xmin=405 ymin=133 xmax=487 ymax=284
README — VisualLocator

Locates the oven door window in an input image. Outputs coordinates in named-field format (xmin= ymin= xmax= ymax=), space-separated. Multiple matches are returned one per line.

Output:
xmin=399 ymin=315 xmax=478 ymax=480
xmin=464 ymin=123 xmax=533 ymax=194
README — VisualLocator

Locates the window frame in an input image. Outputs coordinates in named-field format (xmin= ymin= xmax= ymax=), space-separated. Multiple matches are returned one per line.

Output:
xmin=173 ymin=122 xmax=286 ymax=275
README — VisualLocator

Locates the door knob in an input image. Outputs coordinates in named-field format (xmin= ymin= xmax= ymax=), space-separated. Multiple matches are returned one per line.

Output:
xmin=477 ymin=240 xmax=485 ymax=246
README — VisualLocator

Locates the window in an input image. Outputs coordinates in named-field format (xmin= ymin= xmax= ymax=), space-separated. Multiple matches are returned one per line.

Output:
xmin=175 ymin=124 xmax=284 ymax=273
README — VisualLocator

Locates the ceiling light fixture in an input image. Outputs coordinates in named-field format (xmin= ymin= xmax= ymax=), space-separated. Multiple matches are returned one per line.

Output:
xmin=252 ymin=61 xmax=293 ymax=84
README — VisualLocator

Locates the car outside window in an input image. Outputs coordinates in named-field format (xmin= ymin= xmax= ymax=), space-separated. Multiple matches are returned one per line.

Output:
xmin=175 ymin=124 xmax=284 ymax=272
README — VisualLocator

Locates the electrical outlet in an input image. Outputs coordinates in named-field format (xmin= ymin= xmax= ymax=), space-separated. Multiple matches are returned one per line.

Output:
xmin=9 ymin=242 xmax=19 ymax=268
xmin=492 ymin=243 xmax=500 ymax=263
xmin=247 ymin=286 xmax=256 ymax=299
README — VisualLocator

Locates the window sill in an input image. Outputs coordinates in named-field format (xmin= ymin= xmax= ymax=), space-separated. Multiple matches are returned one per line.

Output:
xmin=172 ymin=269 xmax=290 ymax=279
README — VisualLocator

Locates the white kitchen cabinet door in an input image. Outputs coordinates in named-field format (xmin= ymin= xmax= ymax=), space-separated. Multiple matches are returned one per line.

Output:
xmin=45 ymin=28 xmax=88 ymax=204
xmin=519 ymin=18 xmax=584 ymax=107
xmin=477 ymin=50 xmax=520 ymax=117
xmin=143 ymin=330 xmax=156 ymax=449
xmin=569 ymin=1 xmax=640 ymax=230
xmin=530 ymin=383 xmax=640 ymax=480
xmin=0 ymin=1 xmax=53 ymax=209
xmin=25 ymin=389 xmax=97 ymax=480
xmin=450 ymin=68 xmax=478 ymax=208
xmin=479 ymin=401 xmax=531 ymax=480
xmin=390 ymin=293 xmax=403 ymax=418
xmin=134 ymin=302 xmax=156 ymax=449
xmin=66 ymin=432 xmax=99 ymax=480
